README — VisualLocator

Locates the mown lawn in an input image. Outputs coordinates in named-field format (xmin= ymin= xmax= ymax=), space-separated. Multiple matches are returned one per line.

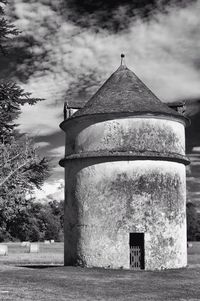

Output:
xmin=0 ymin=242 xmax=64 ymax=265
xmin=0 ymin=242 xmax=199 ymax=301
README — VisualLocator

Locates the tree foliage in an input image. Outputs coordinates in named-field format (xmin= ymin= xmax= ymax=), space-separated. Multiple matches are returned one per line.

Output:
xmin=0 ymin=1 xmax=50 ymax=239
xmin=0 ymin=82 xmax=41 ymax=139
xmin=0 ymin=200 xmax=64 ymax=242
xmin=0 ymin=82 xmax=48 ymax=205
xmin=0 ymin=83 xmax=49 ymax=217
xmin=0 ymin=0 xmax=19 ymax=54
xmin=187 ymin=202 xmax=200 ymax=241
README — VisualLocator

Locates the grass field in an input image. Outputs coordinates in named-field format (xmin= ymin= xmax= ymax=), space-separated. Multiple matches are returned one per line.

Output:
xmin=0 ymin=242 xmax=64 ymax=265
xmin=0 ymin=242 xmax=199 ymax=300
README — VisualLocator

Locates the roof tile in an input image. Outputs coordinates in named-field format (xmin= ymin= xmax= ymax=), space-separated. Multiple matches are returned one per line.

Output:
xmin=71 ymin=64 xmax=185 ymax=120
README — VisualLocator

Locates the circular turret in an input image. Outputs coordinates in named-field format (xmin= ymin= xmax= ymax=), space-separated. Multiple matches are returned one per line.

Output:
xmin=60 ymin=56 xmax=190 ymax=270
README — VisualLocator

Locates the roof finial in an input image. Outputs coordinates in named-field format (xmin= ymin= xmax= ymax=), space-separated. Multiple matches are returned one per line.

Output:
xmin=120 ymin=53 xmax=125 ymax=66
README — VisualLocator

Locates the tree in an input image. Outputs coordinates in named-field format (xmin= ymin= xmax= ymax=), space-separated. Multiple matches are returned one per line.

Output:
xmin=0 ymin=84 xmax=49 ymax=236
xmin=186 ymin=202 xmax=200 ymax=241
xmin=0 ymin=135 xmax=49 ymax=236
xmin=0 ymin=82 xmax=49 ymax=195
xmin=0 ymin=1 xmax=50 ymax=240
xmin=0 ymin=1 xmax=19 ymax=54
xmin=49 ymin=200 xmax=64 ymax=228
xmin=0 ymin=82 xmax=40 ymax=139
xmin=4 ymin=201 xmax=64 ymax=242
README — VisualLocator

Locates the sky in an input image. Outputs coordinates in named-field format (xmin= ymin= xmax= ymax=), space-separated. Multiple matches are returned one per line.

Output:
xmin=2 ymin=0 xmax=200 ymax=205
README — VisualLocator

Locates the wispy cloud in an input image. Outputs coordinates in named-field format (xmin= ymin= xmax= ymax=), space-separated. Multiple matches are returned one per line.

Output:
xmin=34 ymin=178 xmax=64 ymax=202
xmin=6 ymin=0 xmax=200 ymax=200
xmin=35 ymin=141 xmax=50 ymax=148
xmin=8 ymin=0 xmax=200 ymax=138
xmin=18 ymin=99 xmax=62 ymax=136
xmin=10 ymin=0 xmax=200 ymax=101
xmin=192 ymin=147 xmax=200 ymax=152
xmin=49 ymin=146 xmax=65 ymax=157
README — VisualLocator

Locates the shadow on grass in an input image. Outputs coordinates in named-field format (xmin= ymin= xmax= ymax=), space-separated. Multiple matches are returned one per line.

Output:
xmin=17 ymin=265 xmax=63 ymax=269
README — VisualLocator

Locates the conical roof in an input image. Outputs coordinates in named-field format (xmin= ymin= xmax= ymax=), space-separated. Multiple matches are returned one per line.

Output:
xmin=70 ymin=59 xmax=186 ymax=122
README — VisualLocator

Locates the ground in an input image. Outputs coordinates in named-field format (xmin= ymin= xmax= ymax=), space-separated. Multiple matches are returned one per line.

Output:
xmin=0 ymin=242 xmax=199 ymax=300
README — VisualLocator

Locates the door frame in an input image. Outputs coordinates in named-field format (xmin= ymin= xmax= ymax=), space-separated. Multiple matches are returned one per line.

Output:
xmin=129 ymin=232 xmax=145 ymax=270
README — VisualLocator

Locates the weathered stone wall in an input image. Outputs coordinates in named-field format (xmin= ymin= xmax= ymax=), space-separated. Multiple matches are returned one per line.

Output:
xmin=65 ymin=117 xmax=185 ymax=156
xmin=64 ymin=160 xmax=186 ymax=270
xmin=63 ymin=114 xmax=187 ymax=270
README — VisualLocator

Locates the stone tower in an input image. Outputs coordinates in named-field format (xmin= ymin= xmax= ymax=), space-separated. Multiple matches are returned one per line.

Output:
xmin=60 ymin=56 xmax=189 ymax=270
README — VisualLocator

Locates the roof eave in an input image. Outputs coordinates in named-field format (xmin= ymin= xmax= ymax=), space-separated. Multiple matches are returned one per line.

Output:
xmin=60 ymin=111 xmax=190 ymax=131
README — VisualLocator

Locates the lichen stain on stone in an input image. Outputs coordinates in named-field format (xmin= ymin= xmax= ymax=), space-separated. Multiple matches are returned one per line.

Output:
xmin=64 ymin=160 xmax=186 ymax=269
xmin=103 ymin=121 xmax=181 ymax=154
xmin=72 ymin=118 xmax=185 ymax=156
xmin=109 ymin=170 xmax=184 ymax=222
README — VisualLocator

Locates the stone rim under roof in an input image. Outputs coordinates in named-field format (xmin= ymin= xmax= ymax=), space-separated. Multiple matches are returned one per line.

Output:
xmin=64 ymin=63 xmax=188 ymax=125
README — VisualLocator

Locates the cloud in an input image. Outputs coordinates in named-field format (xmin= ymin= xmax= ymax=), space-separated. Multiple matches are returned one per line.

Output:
xmin=62 ymin=0 xmax=196 ymax=33
xmin=53 ymin=165 xmax=64 ymax=174
xmin=47 ymin=146 xmax=65 ymax=184
xmin=17 ymin=96 xmax=63 ymax=136
xmin=188 ymin=153 xmax=200 ymax=165
xmin=192 ymin=147 xmax=200 ymax=152
xmin=35 ymin=141 xmax=50 ymax=148
xmin=188 ymin=153 xmax=200 ymax=157
xmin=9 ymin=0 xmax=200 ymax=103
xmin=6 ymin=0 xmax=200 ymax=203
xmin=49 ymin=146 xmax=65 ymax=157
xmin=48 ymin=165 xmax=64 ymax=184
xmin=7 ymin=1 xmax=200 ymax=141
xmin=34 ymin=178 xmax=64 ymax=202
